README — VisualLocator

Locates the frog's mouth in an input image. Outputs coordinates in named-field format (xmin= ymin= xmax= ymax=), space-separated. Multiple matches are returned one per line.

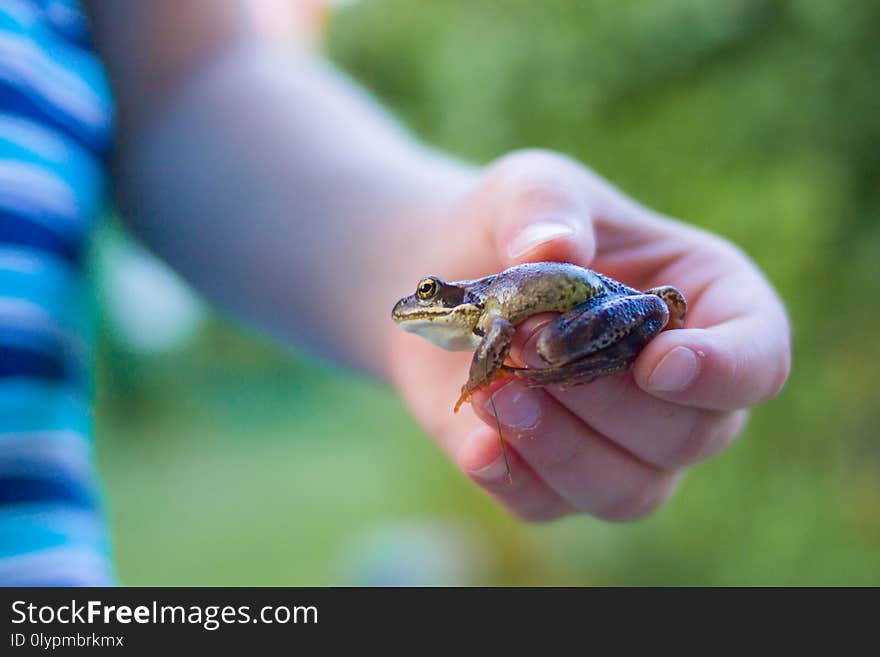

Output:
xmin=394 ymin=306 xmax=458 ymax=322
xmin=392 ymin=299 xmax=481 ymax=323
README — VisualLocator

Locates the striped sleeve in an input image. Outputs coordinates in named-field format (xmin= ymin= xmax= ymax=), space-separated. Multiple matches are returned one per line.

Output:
xmin=0 ymin=0 xmax=114 ymax=585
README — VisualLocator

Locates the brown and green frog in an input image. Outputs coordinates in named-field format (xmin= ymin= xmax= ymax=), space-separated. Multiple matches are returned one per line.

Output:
xmin=392 ymin=262 xmax=687 ymax=411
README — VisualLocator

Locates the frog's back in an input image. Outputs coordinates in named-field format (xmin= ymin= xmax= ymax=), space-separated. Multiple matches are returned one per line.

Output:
xmin=487 ymin=262 xmax=609 ymax=322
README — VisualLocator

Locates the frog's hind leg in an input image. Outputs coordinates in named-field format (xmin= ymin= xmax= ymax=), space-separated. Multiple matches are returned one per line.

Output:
xmin=511 ymin=298 xmax=669 ymax=389
xmin=505 ymin=334 xmax=636 ymax=389
xmin=535 ymin=294 xmax=669 ymax=366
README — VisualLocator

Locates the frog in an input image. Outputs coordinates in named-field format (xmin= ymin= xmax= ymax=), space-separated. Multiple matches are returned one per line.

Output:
xmin=391 ymin=261 xmax=687 ymax=412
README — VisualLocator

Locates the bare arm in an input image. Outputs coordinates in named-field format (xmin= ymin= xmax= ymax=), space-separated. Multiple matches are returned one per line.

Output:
xmin=84 ymin=0 xmax=474 ymax=378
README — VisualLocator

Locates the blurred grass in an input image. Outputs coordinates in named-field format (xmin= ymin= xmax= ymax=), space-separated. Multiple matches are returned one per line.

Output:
xmin=95 ymin=0 xmax=880 ymax=585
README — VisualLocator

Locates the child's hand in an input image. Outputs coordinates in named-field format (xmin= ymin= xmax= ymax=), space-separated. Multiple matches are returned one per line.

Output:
xmin=388 ymin=150 xmax=790 ymax=522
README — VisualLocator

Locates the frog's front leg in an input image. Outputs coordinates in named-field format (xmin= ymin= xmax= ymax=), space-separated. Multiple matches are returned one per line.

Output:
xmin=453 ymin=313 xmax=515 ymax=413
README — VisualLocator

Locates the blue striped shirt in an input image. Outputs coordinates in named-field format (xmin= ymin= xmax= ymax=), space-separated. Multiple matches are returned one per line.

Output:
xmin=0 ymin=0 xmax=114 ymax=585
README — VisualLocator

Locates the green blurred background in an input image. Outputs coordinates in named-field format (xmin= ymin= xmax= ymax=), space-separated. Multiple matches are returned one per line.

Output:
xmin=94 ymin=0 xmax=880 ymax=585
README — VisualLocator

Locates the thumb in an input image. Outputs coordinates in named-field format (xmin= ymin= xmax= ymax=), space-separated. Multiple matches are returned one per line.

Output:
xmin=485 ymin=150 xmax=598 ymax=267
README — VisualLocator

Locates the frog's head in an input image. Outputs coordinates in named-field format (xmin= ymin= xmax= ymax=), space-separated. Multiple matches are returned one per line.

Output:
xmin=391 ymin=275 xmax=488 ymax=351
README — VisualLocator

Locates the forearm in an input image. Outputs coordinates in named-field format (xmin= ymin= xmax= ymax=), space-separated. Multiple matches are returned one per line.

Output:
xmin=85 ymin=3 xmax=475 ymax=378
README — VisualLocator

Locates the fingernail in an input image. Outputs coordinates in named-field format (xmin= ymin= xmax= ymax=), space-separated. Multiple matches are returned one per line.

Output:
xmin=508 ymin=221 xmax=575 ymax=259
xmin=483 ymin=382 xmax=541 ymax=429
xmin=647 ymin=346 xmax=699 ymax=392
xmin=469 ymin=457 xmax=511 ymax=482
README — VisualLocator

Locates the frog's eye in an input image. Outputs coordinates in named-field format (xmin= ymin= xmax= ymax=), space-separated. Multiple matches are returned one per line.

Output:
xmin=416 ymin=278 xmax=439 ymax=300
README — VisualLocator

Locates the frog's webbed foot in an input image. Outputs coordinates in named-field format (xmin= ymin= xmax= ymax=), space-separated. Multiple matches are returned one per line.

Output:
xmin=453 ymin=388 xmax=471 ymax=414
xmin=453 ymin=367 xmax=510 ymax=413
xmin=647 ymin=285 xmax=687 ymax=330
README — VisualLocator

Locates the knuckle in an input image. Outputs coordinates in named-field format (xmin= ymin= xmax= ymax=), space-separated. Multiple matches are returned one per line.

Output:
xmin=688 ymin=331 xmax=737 ymax=386
xmin=490 ymin=150 xmax=584 ymax=209
xmin=493 ymin=148 xmax=576 ymax=177
xmin=512 ymin=181 xmax=574 ymax=214
xmin=512 ymin=502 xmax=569 ymax=524
xmin=701 ymin=235 xmax=757 ymax=272
xmin=505 ymin=493 xmax=569 ymax=523
xmin=712 ymin=340 xmax=741 ymax=387
xmin=664 ymin=411 xmax=745 ymax=467
xmin=768 ymin=348 xmax=792 ymax=400
xmin=669 ymin=414 xmax=725 ymax=466
xmin=671 ymin=432 xmax=713 ymax=468
xmin=715 ymin=238 xmax=752 ymax=266
xmin=594 ymin=473 xmax=677 ymax=523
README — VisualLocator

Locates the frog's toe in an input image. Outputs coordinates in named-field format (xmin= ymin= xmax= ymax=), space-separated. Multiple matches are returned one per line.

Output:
xmin=455 ymin=369 xmax=513 ymax=412
xmin=648 ymin=285 xmax=687 ymax=330
xmin=453 ymin=387 xmax=471 ymax=413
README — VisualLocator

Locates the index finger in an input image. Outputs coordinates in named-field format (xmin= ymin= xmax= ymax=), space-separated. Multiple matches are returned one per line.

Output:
xmin=632 ymin=247 xmax=791 ymax=411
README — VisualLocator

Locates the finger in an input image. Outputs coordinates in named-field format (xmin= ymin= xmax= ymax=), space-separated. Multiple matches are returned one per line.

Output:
xmin=470 ymin=381 xmax=681 ymax=521
xmin=484 ymin=150 xmax=599 ymax=266
xmin=390 ymin=334 xmax=573 ymax=522
xmin=621 ymin=241 xmax=792 ymax=411
xmin=553 ymin=376 xmax=748 ymax=469
xmin=509 ymin=316 xmax=748 ymax=468
xmin=456 ymin=426 xmax=573 ymax=522
xmin=634 ymin=315 xmax=791 ymax=412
